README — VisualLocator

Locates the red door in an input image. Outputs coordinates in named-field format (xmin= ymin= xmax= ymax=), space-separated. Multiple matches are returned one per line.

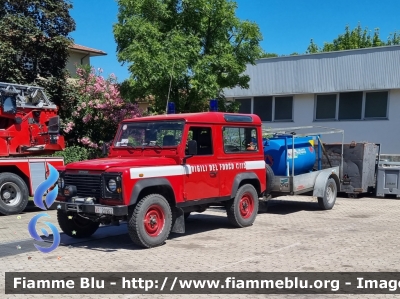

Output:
xmin=183 ymin=126 xmax=220 ymax=201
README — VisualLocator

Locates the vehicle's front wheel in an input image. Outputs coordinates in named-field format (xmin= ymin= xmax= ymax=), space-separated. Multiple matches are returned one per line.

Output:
xmin=128 ymin=194 xmax=172 ymax=248
xmin=318 ymin=178 xmax=337 ymax=210
xmin=57 ymin=210 xmax=100 ymax=238
xmin=226 ymin=184 xmax=259 ymax=228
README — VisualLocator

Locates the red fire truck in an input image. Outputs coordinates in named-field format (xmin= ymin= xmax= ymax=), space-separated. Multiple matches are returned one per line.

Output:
xmin=0 ymin=82 xmax=65 ymax=215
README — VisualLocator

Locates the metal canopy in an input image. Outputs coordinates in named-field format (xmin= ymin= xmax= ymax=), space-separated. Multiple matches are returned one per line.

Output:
xmin=262 ymin=125 xmax=344 ymax=137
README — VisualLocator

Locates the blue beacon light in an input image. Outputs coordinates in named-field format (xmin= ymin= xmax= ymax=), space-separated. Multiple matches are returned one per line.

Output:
xmin=209 ymin=99 xmax=218 ymax=112
xmin=167 ymin=102 xmax=175 ymax=114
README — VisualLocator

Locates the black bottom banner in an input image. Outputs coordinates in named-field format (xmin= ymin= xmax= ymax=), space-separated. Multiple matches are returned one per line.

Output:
xmin=5 ymin=272 xmax=400 ymax=294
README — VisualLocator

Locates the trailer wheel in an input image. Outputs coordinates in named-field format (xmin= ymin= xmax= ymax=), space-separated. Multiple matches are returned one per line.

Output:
xmin=318 ymin=178 xmax=337 ymax=210
xmin=57 ymin=210 xmax=100 ymax=238
xmin=128 ymin=194 xmax=172 ymax=248
xmin=226 ymin=184 xmax=259 ymax=228
xmin=0 ymin=173 xmax=29 ymax=215
xmin=265 ymin=164 xmax=275 ymax=195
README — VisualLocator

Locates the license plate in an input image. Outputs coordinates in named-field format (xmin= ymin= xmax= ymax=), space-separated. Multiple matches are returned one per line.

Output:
xmin=95 ymin=206 xmax=114 ymax=215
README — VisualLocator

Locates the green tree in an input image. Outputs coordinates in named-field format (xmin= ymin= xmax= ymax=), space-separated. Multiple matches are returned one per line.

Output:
xmin=307 ymin=23 xmax=390 ymax=53
xmin=113 ymin=0 xmax=263 ymax=114
xmin=260 ymin=52 xmax=279 ymax=58
xmin=0 ymin=0 xmax=76 ymax=107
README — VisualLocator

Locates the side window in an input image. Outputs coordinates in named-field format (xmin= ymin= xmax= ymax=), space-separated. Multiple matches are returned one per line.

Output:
xmin=223 ymin=127 xmax=258 ymax=153
xmin=186 ymin=127 xmax=213 ymax=155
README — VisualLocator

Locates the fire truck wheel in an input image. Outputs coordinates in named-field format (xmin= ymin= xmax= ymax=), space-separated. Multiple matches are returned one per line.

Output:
xmin=226 ymin=184 xmax=259 ymax=228
xmin=0 ymin=173 xmax=29 ymax=215
xmin=128 ymin=194 xmax=172 ymax=248
xmin=57 ymin=210 xmax=100 ymax=238
xmin=318 ymin=178 xmax=337 ymax=210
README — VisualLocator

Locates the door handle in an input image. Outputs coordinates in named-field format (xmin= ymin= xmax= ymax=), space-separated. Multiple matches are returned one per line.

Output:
xmin=210 ymin=171 xmax=217 ymax=177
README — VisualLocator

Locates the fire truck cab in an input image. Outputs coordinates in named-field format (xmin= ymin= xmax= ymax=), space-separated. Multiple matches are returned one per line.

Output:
xmin=55 ymin=103 xmax=267 ymax=248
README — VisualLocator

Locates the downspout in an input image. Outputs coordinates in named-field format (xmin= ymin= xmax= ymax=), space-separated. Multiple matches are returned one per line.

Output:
xmin=81 ymin=53 xmax=90 ymax=65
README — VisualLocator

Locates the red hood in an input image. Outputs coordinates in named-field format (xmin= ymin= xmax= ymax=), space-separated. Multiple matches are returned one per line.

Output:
xmin=65 ymin=157 xmax=178 ymax=171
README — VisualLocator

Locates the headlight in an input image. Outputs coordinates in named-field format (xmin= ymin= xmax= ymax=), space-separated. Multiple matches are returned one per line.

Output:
xmin=58 ymin=177 xmax=64 ymax=188
xmin=107 ymin=179 xmax=117 ymax=192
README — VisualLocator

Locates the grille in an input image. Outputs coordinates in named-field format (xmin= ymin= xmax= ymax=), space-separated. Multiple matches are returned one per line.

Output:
xmin=64 ymin=174 xmax=102 ymax=199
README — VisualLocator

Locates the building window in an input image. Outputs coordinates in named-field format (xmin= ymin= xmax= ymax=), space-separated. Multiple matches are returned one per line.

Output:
xmin=274 ymin=96 xmax=293 ymax=121
xmin=315 ymin=94 xmax=336 ymax=120
xmin=338 ymin=92 xmax=363 ymax=120
xmin=235 ymin=98 xmax=251 ymax=114
xmin=315 ymin=91 xmax=388 ymax=121
xmin=235 ymin=96 xmax=293 ymax=122
xmin=365 ymin=91 xmax=388 ymax=118
xmin=253 ymin=96 xmax=272 ymax=121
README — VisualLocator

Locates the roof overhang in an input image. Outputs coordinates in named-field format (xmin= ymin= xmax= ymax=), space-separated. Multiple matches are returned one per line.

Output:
xmin=68 ymin=44 xmax=107 ymax=57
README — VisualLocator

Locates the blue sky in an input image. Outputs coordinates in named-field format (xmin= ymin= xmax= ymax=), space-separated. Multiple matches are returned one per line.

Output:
xmin=69 ymin=0 xmax=400 ymax=83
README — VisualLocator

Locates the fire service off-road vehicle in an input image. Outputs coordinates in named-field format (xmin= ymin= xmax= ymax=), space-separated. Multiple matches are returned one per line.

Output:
xmin=54 ymin=106 xmax=268 ymax=248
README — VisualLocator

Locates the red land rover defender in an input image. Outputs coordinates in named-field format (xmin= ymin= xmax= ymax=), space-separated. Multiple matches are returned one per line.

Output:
xmin=55 ymin=111 xmax=267 ymax=248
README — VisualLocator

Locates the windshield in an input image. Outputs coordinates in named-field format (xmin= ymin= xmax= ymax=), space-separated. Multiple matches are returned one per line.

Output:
xmin=114 ymin=120 xmax=185 ymax=148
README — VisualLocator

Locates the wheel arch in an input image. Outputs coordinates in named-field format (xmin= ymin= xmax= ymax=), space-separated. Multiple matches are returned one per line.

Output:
xmin=313 ymin=171 xmax=340 ymax=198
xmin=231 ymin=172 xmax=261 ymax=198
xmin=130 ymin=178 xmax=176 ymax=208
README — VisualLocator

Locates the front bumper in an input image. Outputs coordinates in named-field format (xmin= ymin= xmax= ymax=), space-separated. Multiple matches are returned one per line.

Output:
xmin=52 ymin=200 xmax=128 ymax=217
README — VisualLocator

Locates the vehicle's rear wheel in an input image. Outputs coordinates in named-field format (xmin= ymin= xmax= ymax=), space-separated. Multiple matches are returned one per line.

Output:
xmin=318 ymin=178 xmax=337 ymax=210
xmin=265 ymin=164 xmax=275 ymax=195
xmin=0 ymin=173 xmax=29 ymax=215
xmin=128 ymin=194 xmax=172 ymax=248
xmin=226 ymin=184 xmax=259 ymax=228
xmin=57 ymin=210 xmax=100 ymax=238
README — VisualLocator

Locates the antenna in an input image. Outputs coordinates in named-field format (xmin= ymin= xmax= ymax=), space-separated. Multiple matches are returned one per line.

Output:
xmin=165 ymin=57 xmax=176 ymax=114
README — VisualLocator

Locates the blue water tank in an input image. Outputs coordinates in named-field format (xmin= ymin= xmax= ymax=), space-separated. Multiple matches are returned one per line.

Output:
xmin=263 ymin=135 xmax=316 ymax=176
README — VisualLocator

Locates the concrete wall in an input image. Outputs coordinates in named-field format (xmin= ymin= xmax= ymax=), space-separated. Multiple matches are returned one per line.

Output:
xmin=237 ymin=89 xmax=400 ymax=154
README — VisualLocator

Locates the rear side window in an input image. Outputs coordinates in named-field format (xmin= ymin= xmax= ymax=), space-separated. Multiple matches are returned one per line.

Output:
xmin=223 ymin=127 xmax=258 ymax=153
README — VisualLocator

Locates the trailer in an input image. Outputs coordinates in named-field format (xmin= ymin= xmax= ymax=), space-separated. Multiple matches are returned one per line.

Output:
xmin=262 ymin=126 xmax=344 ymax=210
xmin=317 ymin=142 xmax=381 ymax=198
xmin=0 ymin=82 xmax=65 ymax=215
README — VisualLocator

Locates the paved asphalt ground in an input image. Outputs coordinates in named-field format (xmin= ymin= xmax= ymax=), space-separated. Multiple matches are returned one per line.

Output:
xmin=1 ymin=194 xmax=400 ymax=299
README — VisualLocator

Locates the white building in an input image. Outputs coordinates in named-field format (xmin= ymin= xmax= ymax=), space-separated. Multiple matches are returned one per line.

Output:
xmin=223 ymin=45 xmax=400 ymax=154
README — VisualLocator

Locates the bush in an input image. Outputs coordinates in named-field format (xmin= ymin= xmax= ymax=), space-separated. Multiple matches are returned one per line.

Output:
xmin=52 ymin=145 xmax=100 ymax=165
xmin=61 ymin=65 xmax=142 ymax=154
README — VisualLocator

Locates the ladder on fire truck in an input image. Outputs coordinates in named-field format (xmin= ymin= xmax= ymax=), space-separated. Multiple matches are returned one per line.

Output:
xmin=0 ymin=81 xmax=57 ymax=109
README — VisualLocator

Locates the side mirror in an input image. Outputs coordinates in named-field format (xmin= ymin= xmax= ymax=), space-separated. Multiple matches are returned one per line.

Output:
xmin=187 ymin=140 xmax=197 ymax=155
xmin=47 ymin=116 xmax=60 ymax=134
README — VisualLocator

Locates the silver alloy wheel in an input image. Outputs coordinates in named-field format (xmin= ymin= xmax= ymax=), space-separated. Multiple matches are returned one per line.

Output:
xmin=0 ymin=182 xmax=22 ymax=207
xmin=326 ymin=181 xmax=335 ymax=204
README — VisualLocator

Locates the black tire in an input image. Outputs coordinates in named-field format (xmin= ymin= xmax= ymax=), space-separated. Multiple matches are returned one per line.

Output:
xmin=0 ymin=173 xmax=29 ymax=215
xmin=184 ymin=212 xmax=191 ymax=220
xmin=318 ymin=178 xmax=337 ymax=210
xmin=265 ymin=164 xmax=275 ymax=195
xmin=57 ymin=210 xmax=100 ymax=238
xmin=226 ymin=184 xmax=259 ymax=228
xmin=128 ymin=194 xmax=172 ymax=248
